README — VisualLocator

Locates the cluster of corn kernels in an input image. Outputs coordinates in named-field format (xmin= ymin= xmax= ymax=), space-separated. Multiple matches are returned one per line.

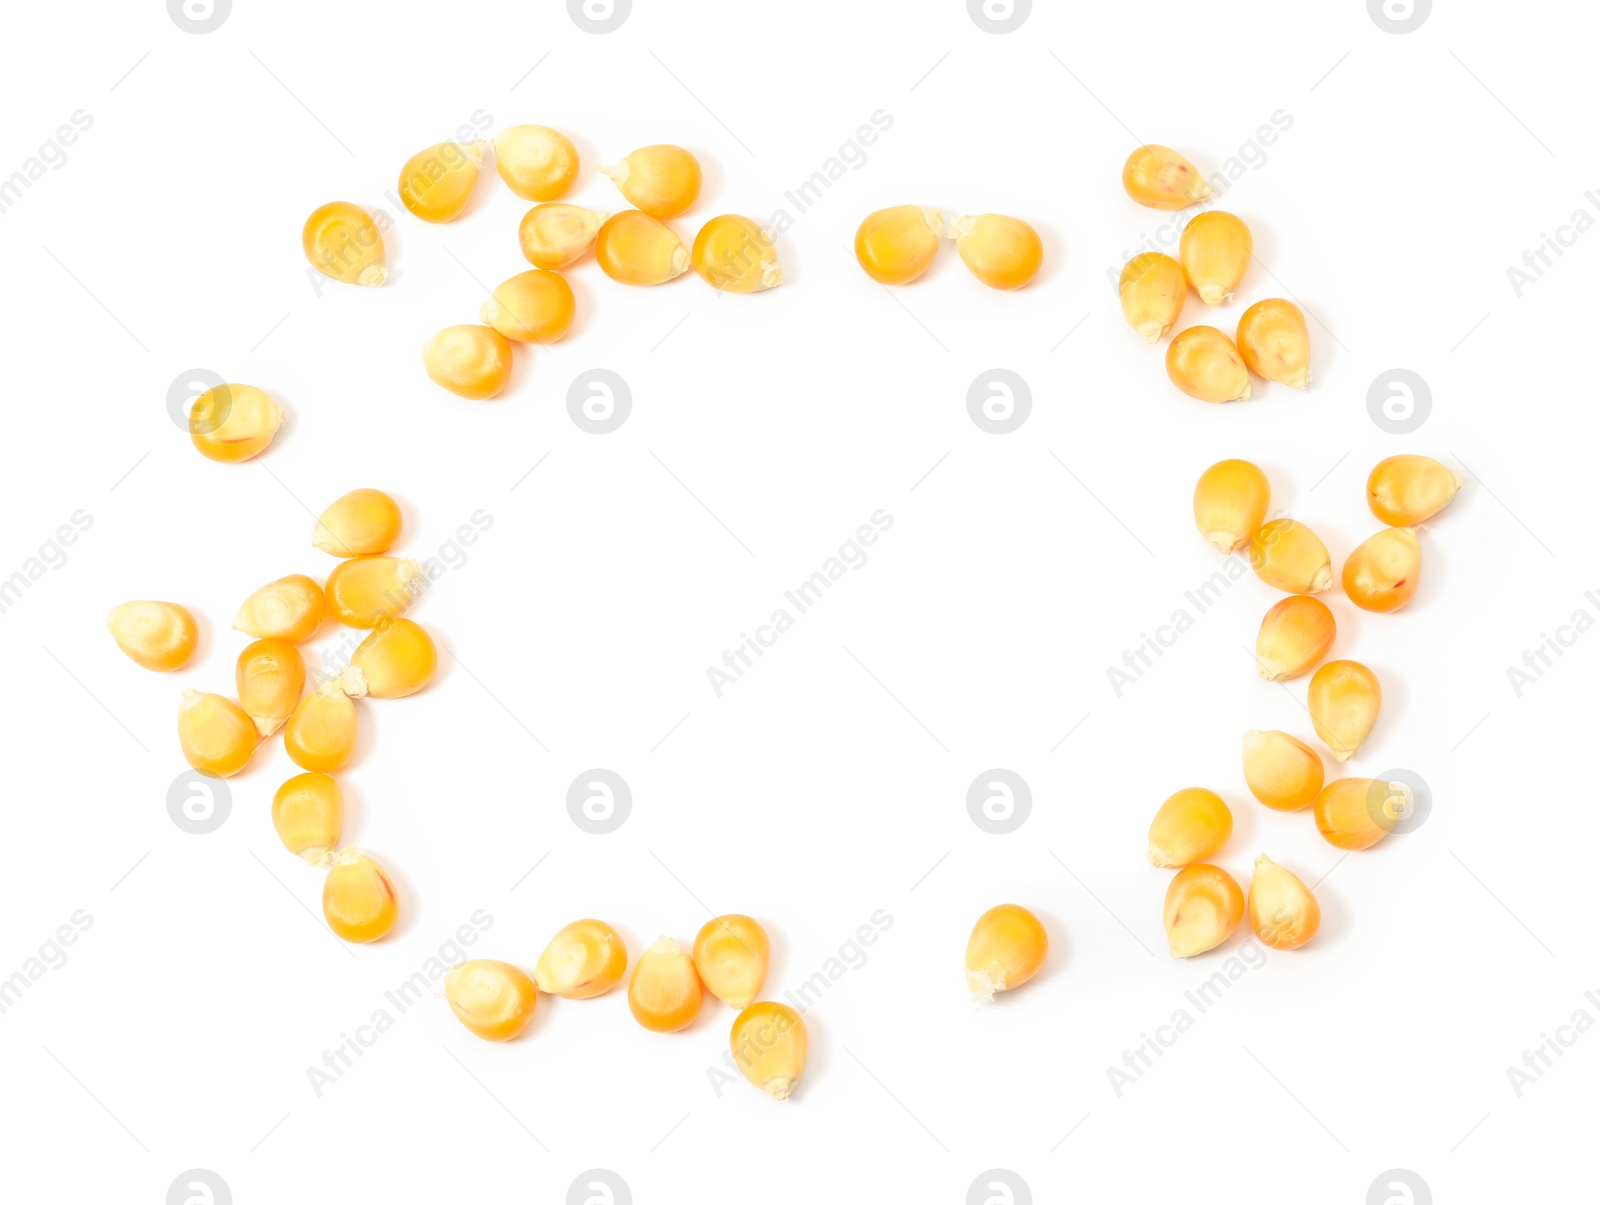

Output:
xmin=106 ymin=488 xmax=438 ymax=944
xmin=854 ymin=206 xmax=1043 ymax=289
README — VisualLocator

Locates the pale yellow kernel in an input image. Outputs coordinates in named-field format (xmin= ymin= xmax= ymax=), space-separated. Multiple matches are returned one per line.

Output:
xmin=1179 ymin=211 xmax=1252 ymax=306
xmin=234 ymin=574 xmax=326 ymax=643
xmin=445 ymin=960 xmax=538 ymax=1041
xmin=964 ymin=903 xmax=1048 ymax=1001
xmin=854 ymin=205 xmax=943 ymax=285
xmin=398 ymin=140 xmax=485 ymax=223
xmin=1123 ymin=145 xmax=1213 ymax=210
xmin=1308 ymin=660 xmax=1382 ymax=762
xmin=480 ymin=269 xmax=575 ymax=344
xmin=1342 ymin=527 xmax=1422 ymax=613
xmin=311 ymin=488 xmax=402 ymax=558
xmin=692 ymin=915 xmax=770 ymax=1008
xmin=1166 ymin=326 xmax=1251 ymax=402
xmin=323 ymin=556 xmax=420 ymax=629
xmin=422 ymin=325 xmax=513 ymax=400
xmin=1242 ymin=730 xmax=1324 ymax=812
xmin=1164 ymin=864 xmax=1243 ymax=958
xmin=1148 ymin=787 xmax=1232 ymax=868
xmin=494 ymin=125 xmax=578 ymax=201
xmin=595 ymin=211 xmax=689 ymax=285
xmin=1237 ymin=298 xmax=1310 ymax=388
xmin=691 ymin=215 xmax=782 ymax=293
xmin=951 ymin=213 xmax=1043 ymax=290
xmin=302 ymin=201 xmax=386 ymax=286
xmin=1193 ymin=459 xmax=1270 ymax=553
xmin=235 ymin=638 xmax=304 ymax=736
xmin=519 ymin=203 xmax=606 ymax=269
xmin=271 ymin=771 xmax=342 ymax=865
xmin=730 ymin=1003 xmax=807 ymax=1100
xmin=534 ymin=919 xmax=628 ymax=999
xmin=283 ymin=681 xmax=358 ymax=773
xmin=106 ymin=601 xmax=197 ymax=672
xmin=1119 ymin=252 xmax=1185 ymax=342
xmin=177 ymin=689 xmax=259 ymax=778
xmin=1247 ymin=855 xmax=1320 ymax=949
xmin=322 ymin=848 xmax=398 ymax=942
xmin=1314 ymin=778 xmax=1410 ymax=850
xmin=1255 ymin=595 xmax=1336 ymax=680
xmin=628 ymin=937 xmax=702 ymax=1032
xmin=190 ymin=384 xmax=285 ymax=463
xmin=598 ymin=144 xmax=702 ymax=218
xmin=1249 ymin=519 xmax=1333 ymax=594
xmin=1367 ymin=455 xmax=1462 ymax=526
xmin=340 ymin=618 xmax=436 ymax=699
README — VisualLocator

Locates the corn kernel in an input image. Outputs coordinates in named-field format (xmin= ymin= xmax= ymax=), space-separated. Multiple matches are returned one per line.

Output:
xmin=398 ymin=140 xmax=485 ymax=223
xmin=730 ymin=1002 xmax=807 ymax=1100
xmin=480 ymin=269 xmax=575 ymax=344
xmin=599 ymin=144 xmax=701 ymax=218
xmin=1314 ymin=778 xmax=1409 ymax=849
xmin=1119 ymin=252 xmax=1186 ymax=342
xmin=534 ymin=919 xmax=628 ymax=999
xmin=693 ymin=915 xmax=769 ymax=1008
xmin=1343 ymin=527 xmax=1421 ymax=613
xmin=519 ymin=203 xmax=606 ymax=269
xmin=272 ymin=771 xmax=342 ymax=865
xmin=1163 ymin=864 xmax=1243 ymax=958
xmin=1367 ymin=455 xmax=1462 ymax=526
xmin=951 ymin=213 xmax=1043 ymax=290
xmin=494 ymin=125 xmax=578 ymax=201
xmin=324 ymin=556 xmax=420 ymax=629
xmin=1237 ymin=298 xmax=1310 ymax=389
xmin=1247 ymin=855 xmax=1320 ymax=950
xmin=1166 ymin=326 xmax=1251 ymax=402
xmin=1255 ymin=595 xmax=1336 ymax=680
xmin=1122 ymin=145 xmax=1213 ymax=210
xmin=1308 ymin=659 xmax=1381 ymax=761
xmin=854 ymin=205 xmax=943 ymax=285
xmin=302 ymin=201 xmax=386 ymax=286
xmin=422 ymin=325 xmax=513 ymax=400
xmin=445 ymin=960 xmax=538 ymax=1041
xmin=190 ymin=383 xmax=285 ymax=463
xmin=235 ymin=638 xmax=305 ymax=736
xmin=284 ymin=681 xmax=358 ymax=773
xmin=234 ymin=574 xmax=326 ymax=643
xmin=340 ymin=618 xmax=436 ymax=699
xmin=177 ymin=689 xmax=259 ymax=778
xmin=964 ymin=903 xmax=1047 ymax=1001
xmin=594 ymin=211 xmax=689 ymax=285
xmin=1241 ymin=730 xmax=1324 ymax=811
xmin=627 ymin=936 xmax=703 ymax=1032
xmin=691 ymin=214 xmax=782 ymax=293
xmin=1179 ymin=211 xmax=1252 ymax=306
xmin=312 ymin=488 xmax=402 ymax=558
xmin=106 ymin=601 xmax=197 ymax=671
xmin=1249 ymin=519 xmax=1332 ymax=594
xmin=1193 ymin=458 xmax=1270 ymax=553
xmin=322 ymin=848 xmax=398 ymax=943
xmin=1148 ymin=787 xmax=1233 ymax=868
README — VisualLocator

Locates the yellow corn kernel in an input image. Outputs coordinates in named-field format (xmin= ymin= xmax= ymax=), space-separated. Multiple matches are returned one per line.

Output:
xmin=855 ymin=205 xmax=943 ymax=285
xmin=1166 ymin=326 xmax=1251 ymax=402
xmin=235 ymin=638 xmax=305 ymax=736
xmin=1242 ymin=730 xmax=1324 ymax=812
xmin=594 ymin=211 xmax=689 ymax=285
xmin=284 ymin=681 xmax=358 ymax=773
xmin=599 ymin=144 xmax=702 ymax=218
xmin=964 ymin=903 xmax=1047 ymax=1001
xmin=493 ymin=124 xmax=578 ymax=201
xmin=322 ymin=848 xmax=398 ymax=942
xmin=271 ymin=771 xmax=342 ymax=865
xmin=951 ymin=213 xmax=1043 ymax=290
xmin=1179 ymin=211 xmax=1252 ymax=305
xmin=627 ymin=937 xmax=703 ymax=1032
xmin=1247 ymin=855 xmax=1320 ymax=950
xmin=324 ymin=556 xmax=420 ymax=629
xmin=105 ymin=601 xmax=197 ymax=671
xmin=519 ymin=203 xmax=606 ymax=269
xmin=1315 ymin=778 xmax=1408 ymax=849
xmin=1343 ymin=527 xmax=1422 ymax=613
xmin=534 ymin=919 xmax=628 ymax=999
xmin=1249 ymin=519 xmax=1332 ymax=594
xmin=692 ymin=915 xmax=770 ymax=1008
xmin=190 ymin=383 xmax=285 ymax=463
xmin=480 ymin=269 xmax=575 ymax=344
xmin=422 ymin=325 xmax=513 ymax=401
xmin=1148 ymin=787 xmax=1233 ymax=868
xmin=398 ymin=140 xmax=485 ymax=223
xmin=234 ymin=574 xmax=326 ymax=643
xmin=1367 ymin=455 xmax=1462 ymax=526
xmin=177 ymin=690 xmax=259 ymax=778
xmin=1237 ymin=298 xmax=1310 ymax=389
xmin=1122 ymin=145 xmax=1213 ymax=210
xmin=1119 ymin=252 xmax=1186 ymax=342
xmin=1308 ymin=660 xmax=1381 ymax=762
xmin=340 ymin=618 xmax=436 ymax=699
xmin=1163 ymin=864 xmax=1243 ymax=958
xmin=302 ymin=201 xmax=385 ymax=286
xmin=1193 ymin=458 xmax=1270 ymax=553
xmin=445 ymin=960 xmax=538 ymax=1041
xmin=1255 ymin=595 xmax=1336 ymax=680
xmin=730 ymin=1003 xmax=807 ymax=1101
xmin=312 ymin=488 xmax=402 ymax=558
xmin=691 ymin=214 xmax=782 ymax=293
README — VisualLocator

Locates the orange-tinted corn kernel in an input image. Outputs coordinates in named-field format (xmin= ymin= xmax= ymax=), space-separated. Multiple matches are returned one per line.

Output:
xmin=1308 ymin=660 xmax=1381 ymax=762
xmin=234 ymin=574 xmax=325 ymax=643
xmin=272 ymin=771 xmax=342 ymax=865
xmin=312 ymin=488 xmax=402 ymax=558
xmin=599 ymin=144 xmax=701 ymax=218
xmin=1255 ymin=595 xmax=1336 ymax=680
xmin=1368 ymin=455 xmax=1462 ymax=527
xmin=106 ymin=601 xmax=197 ymax=671
xmin=692 ymin=915 xmax=770 ymax=1008
xmin=398 ymin=140 xmax=485 ymax=223
xmin=964 ymin=903 xmax=1048 ymax=1001
xmin=1242 ymin=730 xmax=1324 ymax=811
xmin=422 ymin=325 xmax=513 ymax=400
xmin=445 ymin=960 xmax=538 ymax=1041
xmin=1148 ymin=787 xmax=1233 ymax=868
xmin=951 ymin=213 xmax=1043 ymax=290
xmin=480 ymin=269 xmax=575 ymax=344
xmin=519 ymin=203 xmax=606 ymax=269
xmin=595 ymin=211 xmax=689 ymax=285
xmin=1123 ymin=145 xmax=1213 ymax=210
xmin=341 ymin=618 xmax=436 ymax=699
xmin=1179 ymin=211 xmax=1252 ymax=306
xmin=1343 ymin=527 xmax=1421 ymax=613
xmin=235 ymin=638 xmax=304 ymax=736
xmin=691 ymin=215 xmax=782 ymax=293
xmin=323 ymin=556 xmax=420 ymax=629
xmin=494 ymin=125 xmax=578 ymax=201
xmin=535 ymin=919 xmax=628 ymax=999
xmin=177 ymin=689 xmax=259 ymax=778
xmin=322 ymin=848 xmax=398 ymax=942
xmin=190 ymin=383 xmax=285 ymax=463
xmin=854 ymin=205 xmax=943 ymax=285
xmin=628 ymin=937 xmax=703 ymax=1032
xmin=730 ymin=1003 xmax=807 ymax=1100
xmin=302 ymin=201 xmax=386 ymax=286
xmin=1193 ymin=459 xmax=1270 ymax=553
xmin=1164 ymin=864 xmax=1244 ymax=958
xmin=1248 ymin=855 xmax=1320 ymax=950
xmin=1249 ymin=519 xmax=1333 ymax=594
xmin=1119 ymin=252 xmax=1186 ymax=342
xmin=284 ymin=682 xmax=358 ymax=773
xmin=1314 ymin=778 xmax=1409 ymax=850
xmin=1237 ymin=298 xmax=1310 ymax=388
xmin=1166 ymin=326 xmax=1251 ymax=402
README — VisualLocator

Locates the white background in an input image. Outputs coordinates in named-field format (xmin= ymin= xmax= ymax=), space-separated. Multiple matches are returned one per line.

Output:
xmin=0 ymin=0 xmax=1594 ymax=1201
